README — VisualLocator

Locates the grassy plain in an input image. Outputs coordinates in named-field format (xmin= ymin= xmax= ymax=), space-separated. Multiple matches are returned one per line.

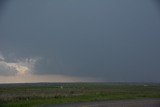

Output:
xmin=0 ymin=83 xmax=160 ymax=107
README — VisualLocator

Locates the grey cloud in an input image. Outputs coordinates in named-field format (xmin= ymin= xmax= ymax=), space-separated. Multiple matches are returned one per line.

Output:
xmin=0 ymin=61 xmax=17 ymax=76
xmin=0 ymin=0 xmax=160 ymax=82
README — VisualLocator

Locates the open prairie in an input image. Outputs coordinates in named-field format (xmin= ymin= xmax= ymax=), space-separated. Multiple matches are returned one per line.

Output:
xmin=0 ymin=83 xmax=160 ymax=107
xmin=45 ymin=99 xmax=160 ymax=107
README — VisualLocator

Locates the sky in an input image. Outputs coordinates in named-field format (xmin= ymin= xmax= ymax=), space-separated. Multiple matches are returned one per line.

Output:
xmin=0 ymin=0 xmax=160 ymax=83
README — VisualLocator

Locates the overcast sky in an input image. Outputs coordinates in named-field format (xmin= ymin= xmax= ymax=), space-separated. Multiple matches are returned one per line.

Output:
xmin=0 ymin=0 xmax=160 ymax=83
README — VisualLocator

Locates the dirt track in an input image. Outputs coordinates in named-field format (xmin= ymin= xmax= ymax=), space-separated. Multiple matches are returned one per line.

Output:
xmin=44 ymin=99 xmax=160 ymax=107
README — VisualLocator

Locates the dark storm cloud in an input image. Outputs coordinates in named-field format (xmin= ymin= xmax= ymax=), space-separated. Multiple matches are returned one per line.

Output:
xmin=0 ymin=0 xmax=160 ymax=82
xmin=0 ymin=0 xmax=9 ymax=16
xmin=153 ymin=0 xmax=160 ymax=11
xmin=0 ymin=0 xmax=7 ymax=10
xmin=154 ymin=0 xmax=160 ymax=6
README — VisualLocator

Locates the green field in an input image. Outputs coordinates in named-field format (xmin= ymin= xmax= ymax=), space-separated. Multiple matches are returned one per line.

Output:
xmin=0 ymin=83 xmax=160 ymax=107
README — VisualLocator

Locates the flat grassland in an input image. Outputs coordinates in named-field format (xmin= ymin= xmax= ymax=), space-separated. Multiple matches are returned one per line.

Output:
xmin=0 ymin=83 xmax=160 ymax=107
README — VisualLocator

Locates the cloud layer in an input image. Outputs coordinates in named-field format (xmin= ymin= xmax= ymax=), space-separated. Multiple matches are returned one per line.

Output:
xmin=0 ymin=0 xmax=160 ymax=82
xmin=0 ymin=52 xmax=38 ymax=76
